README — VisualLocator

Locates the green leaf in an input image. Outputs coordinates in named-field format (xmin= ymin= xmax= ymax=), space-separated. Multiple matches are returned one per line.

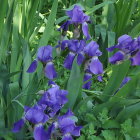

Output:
xmin=116 ymin=102 xmax=140 ymax=122
xmin=101 ymin=60 xmax=130 ymax=101
xmin=0 ymin=0 xmax=8 ymax=43
xmin=55 ymin=16 xmax=68 ymax=25
xmin=103 ymin=120 xmax=120 ymax=129
xmin=39 ymin=0 xmax=58 ymax=46
xmin=10 ymin=4 xmax=21 ymax=81
xmin=65 ymin=58 xmax=83 ymax=109
xmin=0 ymin=0 xmax=15 ymax=64
xmin=111 ymin=73 xmax=140 ymax=100
xmin=102 ymin=130 xmax=115 ymax=140
xmin=86 ymin=0 xmax=115 ymax=15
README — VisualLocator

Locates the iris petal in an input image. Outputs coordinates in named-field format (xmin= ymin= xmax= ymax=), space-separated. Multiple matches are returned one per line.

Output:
xmin=26 ymin=60 xmax=38 ymax=73
xmin=62 ymin=134 xmax=73 ymax=140
xmin=131 ymin=51 xmax=140 ymax=66
xmin=64 ymin=52 xmax=75 ymax=70
xmin=34 ymin=124 xmax=48 ymax=140
xmin=44 ymin=62 xmax=57 ymax=79
xmin=83 ymin=73 xmax=92 ymax=89
xmin=109 ymin=51 xmax=124 ymax=64
xmin=71 ymin=126 xmax=82 ymax=136
xmin=82 ymin=22 xmax=90 ymax=40
xmin=37 ymin=46 xmax=52 ymax=63
xmin=77 ymin=52 xmax=85 ymax=65
xmin=89 ymin=57 xmax=103 ymax=75
xmin=12 ymin=119 xmax=25 ymax=133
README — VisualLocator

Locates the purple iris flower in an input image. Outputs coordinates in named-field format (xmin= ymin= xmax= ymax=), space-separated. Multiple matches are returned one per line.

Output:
xmin=12 ymin=104 xmax=49 ymax=140
xmin=84 ymin=41 xmax=103 ymax=75
xmin=66 ymin=5 xmax=90 ymax=23
xmin=58 ymin=109 xmax=82 ymax=140
xmin=63 ymin=5 xmax=91 ymax=40
xmin=107 ymin=35 xmax=140 ymax=65
xmin=27 ymin=46 xmax=57 ymax=79
xmin=63 ymin=40 xmax=86 ymax=69
xmin=38 ymin=85 xmax=68 ymax=117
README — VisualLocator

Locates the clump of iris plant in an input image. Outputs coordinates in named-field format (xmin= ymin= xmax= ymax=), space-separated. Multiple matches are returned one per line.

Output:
xmin=12 ymin=82 xmax=82 ymax=140
xmin=107 ymin=34 xmax=140 ymax=65
xmin=58 ymin=5 xmax=104 ymax=89
xmin=27 ymin=45 xmax=57 ymax=80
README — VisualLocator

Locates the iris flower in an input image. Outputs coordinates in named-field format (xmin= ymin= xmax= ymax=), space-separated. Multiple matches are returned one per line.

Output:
xmin=107 ymin=35 xmax=140 ymax=65
xmin=59 ymin=5 xmax=91 ymax=40
xmin=27 ymin=46 xmax=57 ymax=79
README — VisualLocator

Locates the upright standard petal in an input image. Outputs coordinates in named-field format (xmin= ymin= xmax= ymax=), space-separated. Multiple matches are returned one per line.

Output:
xmin=44 ymin=62 xmax=57 ymax=79
xmin=109 ymin=51 xmax=124 ymax=64
xmin=27 ymin=60 xmax=38 ymax=73
xmin=84 ymin=41 xmax=100 ymax=57
xmin=118 ymin=34 xmax=132 ymax=44
xmin=37 ymin=46 xmax=52 ymax=63
xmin=82 ymin=22 xmax=90 ymax=40
xmin=34 ymin=124 xmax=48 ymax=140
xmin=89 ymin=57 xmax=103 ymax=75
xmin=131 ymin=51 xmax=140 ymax=66
xmin=83 ymin=73 xmax=92 ymax=89
xmin=64 ymin=52 xmax=75 ymax=70
xmin=12 ymin=119 xmax=25 ymax=133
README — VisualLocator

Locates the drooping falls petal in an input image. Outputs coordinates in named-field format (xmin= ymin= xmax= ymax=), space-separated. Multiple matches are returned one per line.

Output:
xmin=82 ymin=22 xmax=90 ymax=40
xmin=71 ymin=126 xmax=82 ymax=136
xmin=106 ymin=45 xmax=117 ymax=52
xmin=44 ymin=62 xmax=57 ymax=79
xmin=12 ymin=119 xmax=25 ymax=133
xmin=58 ymin=20 xmax=71 ymax=32
xmin=131 ymin=51 xmax=140 ymax=66
xmin=27 ymin=60 xmax=38 ymax=73
xmin=89 ymin=57 xmax=103 ymax=75
xmin=83 ymin=73 xmax=92 ymax=89
xmin=25 ymin=107 xmax=49 ymax=124
xmin=109 ymin=51 xmax=125 ymax=64
xmin=77 ymin=52 xmax=85 ymax=65
xmin=34 ymin=124 xmax=48 ymax=140
xmin=64 ymin=52 xmax=75 ymax=70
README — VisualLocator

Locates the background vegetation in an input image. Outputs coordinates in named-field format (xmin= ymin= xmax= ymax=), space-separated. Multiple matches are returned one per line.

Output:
xmin=0 ymin=0 xmax=140 ymax=139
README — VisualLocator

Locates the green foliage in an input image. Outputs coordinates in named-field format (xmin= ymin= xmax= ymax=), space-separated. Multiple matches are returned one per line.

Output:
xmin=0 ymin=0 xmax=140 ymax=139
